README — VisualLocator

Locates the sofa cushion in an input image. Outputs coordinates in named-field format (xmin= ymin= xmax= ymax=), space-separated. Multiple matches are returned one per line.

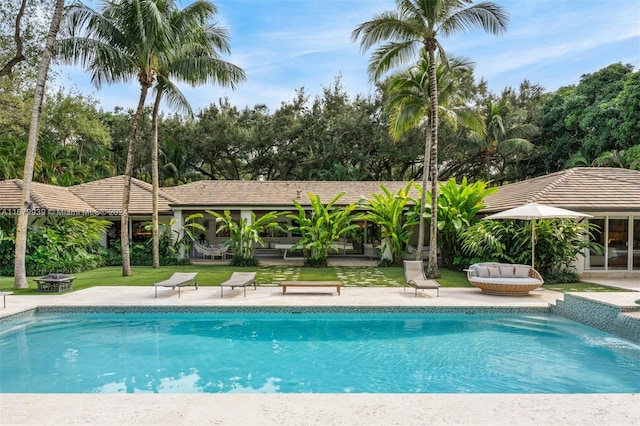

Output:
xmin=514 ymin=266 xmax=530 ymax=278
xmin=471 ymin=277 xmax=542 ymax=285
xmin=476 ymin=266 xmax=489 ymax=278
xmin=499 ymin=266 xmax=514 ymax=278
xmin=488 ymin=267 xmax=501 ymax=278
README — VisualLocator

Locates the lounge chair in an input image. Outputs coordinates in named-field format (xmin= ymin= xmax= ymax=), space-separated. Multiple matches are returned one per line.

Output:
xmin=220 ymin=272 xmax=257 ymax=298
xmin=153 ymin=272 xmax=198 ymax=298
xmin=403 ymin=260 xmax=440 ymax=297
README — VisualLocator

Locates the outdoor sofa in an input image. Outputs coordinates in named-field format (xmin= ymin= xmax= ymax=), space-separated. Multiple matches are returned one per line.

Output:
xmin=467 ymin=262 xmax=544 ymax=296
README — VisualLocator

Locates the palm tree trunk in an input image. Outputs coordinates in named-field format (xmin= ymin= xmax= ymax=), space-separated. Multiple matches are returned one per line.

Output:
xmin=13 ymin=0 xmax=66 ymax=289
xmin=427 ymin=47 xmax=440 ymax=278
xmin=415 ymin=118 xmax=431 ymax=261
xmin=121 ymin=84 xmax=149 ymax=276
xmin=151 ymin=91 xmax=162 ymax=268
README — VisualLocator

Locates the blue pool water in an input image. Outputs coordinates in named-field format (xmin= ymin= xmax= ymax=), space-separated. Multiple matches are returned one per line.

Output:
xmin=1 ymin=311 xmax=639 ymax=394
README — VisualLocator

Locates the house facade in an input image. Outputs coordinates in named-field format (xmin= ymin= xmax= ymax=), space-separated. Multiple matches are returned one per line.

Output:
xmin=1 ymin=167 xmax=638 ymax=277
xmin=483 ymin=168 xmax=640 ymax=278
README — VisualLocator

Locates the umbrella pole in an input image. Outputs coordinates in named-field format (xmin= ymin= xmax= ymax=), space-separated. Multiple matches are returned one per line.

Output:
xmin=531 ymin=220 xmax=535 ymax=269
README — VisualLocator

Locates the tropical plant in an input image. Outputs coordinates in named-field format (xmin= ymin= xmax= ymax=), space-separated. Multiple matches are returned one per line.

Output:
xmin=287 ymin=193 xmax=363 ymax=267
xmin=386 ymin=53 xmax=480 ymax=261
xmin=207 ymin=210 xmax=282 ymax=266
xmin=423 ymin=177 xmax=496 ymax=267
xmin=104 ymin=213 xmax=202 ymax=266
xmin=363 ymin=182 xmax=419 ymax=266
xmin=352 ymin=0 xmax=508 ymax=278
xmin=460 ymin=219 xmax=603 ymax=281
xmin=591 ymin=146 xmax=640 ymax=170
xmin=1 ymin=216 xmax=110 ymax=276
xmin=13 ymin=0 xmax=66 ymax=289
xmin=462 ymin=97 xmax=538 ymax=181
xmin=459 ymin=219 xmax=525 ymax=265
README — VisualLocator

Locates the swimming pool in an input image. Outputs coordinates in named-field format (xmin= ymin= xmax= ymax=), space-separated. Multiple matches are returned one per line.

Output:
xmin=1 ymin=309 xmax=639 ymax=394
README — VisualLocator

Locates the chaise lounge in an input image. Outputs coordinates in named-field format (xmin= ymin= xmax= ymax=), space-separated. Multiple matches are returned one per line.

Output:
xmin=467 ymin=263 xmax=544 ymax=296
xmin=403 ymin=260 xmax=440 ymax=297
xmin=153 ymin=272 xmax=198 ymax=298
xmin=220 ymin=272 xmax=257 ymax=298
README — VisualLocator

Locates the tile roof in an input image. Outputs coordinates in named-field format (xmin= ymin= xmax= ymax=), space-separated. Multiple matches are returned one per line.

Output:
xmin=0 ymin=180 xmax=97 ymax=215
xmin=1 ymin=167 xmax=637 ymax=216
xmin=70 ymin=176 xmax=180 ymax=215
xmin=483 ymin=167 xmax=640 ymax=213
xmin=162 ymin=180 xmax=421 ymax=208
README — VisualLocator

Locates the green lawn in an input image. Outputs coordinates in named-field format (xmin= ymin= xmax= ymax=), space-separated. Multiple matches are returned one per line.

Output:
xmin=0 ymin=265 xmax=616 ymax=294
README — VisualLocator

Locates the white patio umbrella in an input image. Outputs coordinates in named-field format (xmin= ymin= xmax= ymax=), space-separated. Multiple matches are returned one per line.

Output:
xmin=483 ymin=202 xmax=592 ymax=268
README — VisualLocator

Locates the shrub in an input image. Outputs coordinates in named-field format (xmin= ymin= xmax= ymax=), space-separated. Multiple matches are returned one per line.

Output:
xmin=288 ymin=192 xmax=363 ymax=268
xmin=0 ymin=216 xmax=110 ymax=276
xmin=207 ymin=210 xmax=283 ymax=266
xmin=363 ymin=182 xmax=418 ymax=266
xmin=424 ymin=177 xmax=496 ymax=268
xmin=460 ymin=219 xmax=603 ymax=276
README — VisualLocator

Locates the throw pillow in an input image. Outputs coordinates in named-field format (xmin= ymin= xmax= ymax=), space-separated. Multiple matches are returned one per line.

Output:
xmin=488 ymin=267 xmax=501 ymax=278
xmin=476 ymin=266 xmax=489 ymax=278
xmin=499 ymin=266 xmax=515 ymax=278
xmin=514 ymin=266 xmax=530 ymax=278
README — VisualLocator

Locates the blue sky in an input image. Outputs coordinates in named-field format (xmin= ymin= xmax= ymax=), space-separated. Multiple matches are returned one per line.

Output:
xmin=55 ymin=0 xmax=640 ymax=113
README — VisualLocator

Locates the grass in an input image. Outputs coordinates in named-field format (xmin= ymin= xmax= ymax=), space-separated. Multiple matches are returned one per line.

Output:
xmin=0 ymin=265 xmax=617 ymax=294
xmin=544 ymin=282 xmax=626 ymax=292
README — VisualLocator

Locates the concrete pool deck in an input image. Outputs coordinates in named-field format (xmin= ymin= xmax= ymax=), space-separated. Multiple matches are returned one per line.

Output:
xmin=1 ymin=286 xmax=639 ymax=425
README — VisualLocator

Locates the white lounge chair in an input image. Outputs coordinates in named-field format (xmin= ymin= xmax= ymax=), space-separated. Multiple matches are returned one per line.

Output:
xmin=153 ymin=272 xmax=198 ymax=298
xmin=220 ymin=272 xmax=257 ymax=298
xmin=403 ymin=260 xmax=440 ymax=297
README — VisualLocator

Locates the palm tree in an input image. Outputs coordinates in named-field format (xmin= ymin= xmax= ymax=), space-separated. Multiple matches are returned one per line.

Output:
xmin=13 ymin=0 xmax=66 ymax=289
xmin=58 ymin=0 xmax=185 ymax=275
xmin=463 ymin=98 xmax=538 ymax=181
xmin=149 ymin=1 xmax=245 ymax=267
xmin=352 ymin=0 xmax=508 ymax=277
xmin=386 ymin=53 xmax=479 ymax=260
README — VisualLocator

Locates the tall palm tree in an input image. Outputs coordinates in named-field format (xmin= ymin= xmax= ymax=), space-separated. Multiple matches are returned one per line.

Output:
xmin=463 ymin=98 xmax=538 ymax=181
xmin=13 ymin=0 xmax=66 ymax=289
xmin=149 ymin=2 xmax=245 ymax=267
xmin=58 ymin=0 xmax=183 ymax=275
xmin=386 ymin=53 xmax=479 ymax=260
xmin=352 ymin=0 xmax=508 ymax=277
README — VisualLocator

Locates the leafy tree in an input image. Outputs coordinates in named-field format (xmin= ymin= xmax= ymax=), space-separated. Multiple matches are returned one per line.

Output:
xmin=612 ymin=70 xmax=640 ymax=150
xmin=538 ymin=63 xmax=637 ymax=172
xmin=36 ymin=90 xmax=114 ymax=185
xmin=352 ymin=0 xmax=508 ymax=278
xmin=287 ymin=193 xmax=363 ymax=267
xmin=0 ymin=0 xmax=52 ymax=81
xmin=363 ymin=182 xmax=419 ymax=266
